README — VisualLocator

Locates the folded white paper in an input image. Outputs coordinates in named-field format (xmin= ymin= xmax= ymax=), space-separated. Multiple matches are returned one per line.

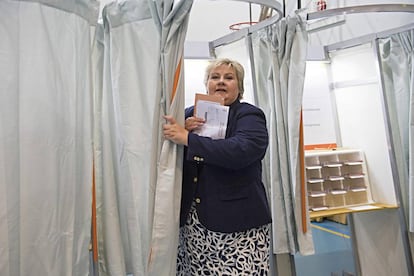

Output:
xmin=193 ymin=99 xmax=229 ymax=139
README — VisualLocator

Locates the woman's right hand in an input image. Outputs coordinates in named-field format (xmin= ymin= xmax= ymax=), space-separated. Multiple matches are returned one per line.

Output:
xmin=185 ymin=116 xmax=205 ymax=131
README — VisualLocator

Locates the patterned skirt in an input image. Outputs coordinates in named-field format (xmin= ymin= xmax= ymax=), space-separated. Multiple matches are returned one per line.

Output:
xmin=176 ymin=205 xmax=270 ymax=275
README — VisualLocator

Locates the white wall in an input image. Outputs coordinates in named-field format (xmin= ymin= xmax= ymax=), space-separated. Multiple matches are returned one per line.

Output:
xmin=183 ymin=59 xmax=210 ymax=108
xmin=302 ymin=61 xmax=337 ymax=147
xmin=329 ymin=43 xmax=397 ymax=205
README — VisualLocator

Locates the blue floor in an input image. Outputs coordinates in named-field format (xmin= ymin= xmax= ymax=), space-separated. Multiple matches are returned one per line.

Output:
xmin=294 ymin=219 xmax=356 ymax=276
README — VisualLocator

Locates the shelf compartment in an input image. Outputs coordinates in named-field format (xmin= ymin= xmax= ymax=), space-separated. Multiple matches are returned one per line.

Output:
xmin=345 ymin=173 xmax=365 ymax=179
xmin=310 ymin=206 xmax=329 ymax=212
xmin=322 ymin=162 xmax=343 ymax=168
xmin=327 ymin=175 xmax=345 ymax=181
xmin=308 ymin=178 xmax=325 ymax=184
xmin=350 ymin=187 xmax=367 ymax=192
xmin=309 ymin=191 xmax=328 ymax=197
xmin=345 ymin=191 xmax=369 ymax=205
xmin=330 ymin=189 xmax=347 ymax=195
xmin=306 ymin=164 xmax=322 ymax=170
xmin=343 ymin=160 xmax=364 ymax=166
xmin=326 ymin=193 xmax=346 ymax=208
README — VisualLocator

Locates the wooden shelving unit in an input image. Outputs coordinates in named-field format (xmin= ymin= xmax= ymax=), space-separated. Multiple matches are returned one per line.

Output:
xmin=305 ymin=148 xmax=398 ymax=218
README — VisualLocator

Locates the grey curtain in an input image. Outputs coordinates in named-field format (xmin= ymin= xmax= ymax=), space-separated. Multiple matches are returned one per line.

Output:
xmin=379 ymin=29 xmax=414 ymax=230
xmin=0 ymin=0 xmax=98 ymax=275
xmin=94 ymin=0 xmax=193 ymax=275
xmin=251 ymin=16 xmax=314 ymax=255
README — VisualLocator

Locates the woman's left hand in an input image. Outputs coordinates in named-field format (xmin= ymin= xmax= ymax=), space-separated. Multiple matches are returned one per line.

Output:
xmin=163 ymin=115 xmax=189 ymax=146
xmin=185 ymin=116 xmax=205 ymax=131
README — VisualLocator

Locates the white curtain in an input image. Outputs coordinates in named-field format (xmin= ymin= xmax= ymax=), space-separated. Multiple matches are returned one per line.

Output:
xmin=251 ymin=16 xmax=314 ymax=255
xmin=0 ymin=0 xmax=98 ymax=275
xmin=379 ymin=29 xmax=414 ymax=230
xmin=94 ymin=0 xmax=193 ymax=275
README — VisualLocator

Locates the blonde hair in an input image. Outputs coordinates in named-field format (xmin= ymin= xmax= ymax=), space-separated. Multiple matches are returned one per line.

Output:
xmin=204 ymin=58 xmax=245 ymax=99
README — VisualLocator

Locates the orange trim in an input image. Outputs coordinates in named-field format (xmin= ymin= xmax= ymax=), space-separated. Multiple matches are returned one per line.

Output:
xmin=299 ymin=110 xmax=307 ymax=233
xmin=92 ymin=162 xmax=98 ymax=262
xmin=229 ymin=21 xmax=258 ymax=30
xmin=304 ymin=143 xmax=337 ymax=151
xmin=171 ymin=58 xmax=182 ymax=102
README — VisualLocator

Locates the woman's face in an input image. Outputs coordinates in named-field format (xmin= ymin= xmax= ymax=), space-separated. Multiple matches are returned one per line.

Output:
xmin=207 ymin=64 xmax=239 ymax=106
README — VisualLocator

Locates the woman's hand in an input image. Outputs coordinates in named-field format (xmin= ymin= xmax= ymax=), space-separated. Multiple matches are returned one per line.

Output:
xmin=185 ymin=116 xmax=205 ymax=131
xmin=163 ymin=115 xmax=189 ymax=146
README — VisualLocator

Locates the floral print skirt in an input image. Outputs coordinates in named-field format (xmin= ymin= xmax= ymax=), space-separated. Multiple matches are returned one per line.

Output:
xmin=176 ymin=204 xmax=270 ymax=276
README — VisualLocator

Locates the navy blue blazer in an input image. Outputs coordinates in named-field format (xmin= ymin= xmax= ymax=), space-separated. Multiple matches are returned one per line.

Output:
xmin=180 ymin=99 xmax=272 ymax=233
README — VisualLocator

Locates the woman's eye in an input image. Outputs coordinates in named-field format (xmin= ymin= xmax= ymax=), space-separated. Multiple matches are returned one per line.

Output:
xmin=209 ymin=75 xmax=234 ymax=81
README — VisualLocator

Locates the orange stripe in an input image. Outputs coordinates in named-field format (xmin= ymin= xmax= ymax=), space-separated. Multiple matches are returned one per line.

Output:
xmin=171 ymin=58 xmax=182 ymax=102
xmin=304 ymin=143 xmax=337 ymax=151
xmin=92 ymin=162 xmax=98 ymax=262
xmin=299 ymin=110 xmax=307 ymax=233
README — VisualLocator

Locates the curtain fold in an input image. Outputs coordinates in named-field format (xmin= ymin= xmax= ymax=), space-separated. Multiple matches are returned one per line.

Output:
xmin=379 ymin=29 xmax=414 ymax=231
xmin=0 ymin=1 xmax=98 ymax=275
xmin=95 ymin=1 xmax=192 ymax=275
xmin=147 ymin=1 xmax=193 ymax=275
xmin=251 ymin=16 xmax=314 ymax=255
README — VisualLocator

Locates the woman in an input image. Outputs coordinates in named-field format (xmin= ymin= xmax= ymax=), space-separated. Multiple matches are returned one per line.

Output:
xmin=163 ymin=58 xmax=272 ymax=275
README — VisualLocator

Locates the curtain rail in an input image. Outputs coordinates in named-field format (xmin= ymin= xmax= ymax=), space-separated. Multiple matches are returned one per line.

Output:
xmin=325 ymin=21 xmax=414 ymax=53
xmin=307 ymin=4 xmax=414 ymax=21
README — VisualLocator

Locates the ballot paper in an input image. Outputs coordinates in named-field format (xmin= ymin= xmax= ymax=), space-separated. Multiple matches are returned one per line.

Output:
xmin=193 ymin=94 xmax=229 ymax=139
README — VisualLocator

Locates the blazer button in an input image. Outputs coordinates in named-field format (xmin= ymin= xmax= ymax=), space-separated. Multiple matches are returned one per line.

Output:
xmin=193 ymin=177 xmax=198 ymax=183
xmin=193 ymin=156 xmax=204 ymax=162
xmin=195 ymin=198 xmax=201 ymax=204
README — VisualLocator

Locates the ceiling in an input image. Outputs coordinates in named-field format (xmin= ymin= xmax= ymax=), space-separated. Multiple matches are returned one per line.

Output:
xmin=186 ymin=0 xmax=265 ymax=42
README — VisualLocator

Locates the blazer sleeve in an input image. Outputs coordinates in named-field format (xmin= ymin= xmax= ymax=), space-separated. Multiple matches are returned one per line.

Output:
xmin=186 ymin=104 xmax=268 ymax=170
